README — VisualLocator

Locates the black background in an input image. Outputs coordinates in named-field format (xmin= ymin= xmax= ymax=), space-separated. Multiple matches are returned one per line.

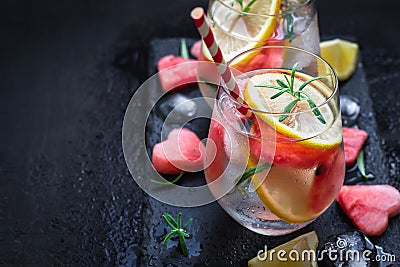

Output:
xmin=1 ymin=0 xmax=400 ymax=266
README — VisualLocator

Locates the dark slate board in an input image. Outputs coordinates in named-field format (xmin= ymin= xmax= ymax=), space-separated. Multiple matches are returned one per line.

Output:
xmin=136 ymin=37 xmax=399 ymax=266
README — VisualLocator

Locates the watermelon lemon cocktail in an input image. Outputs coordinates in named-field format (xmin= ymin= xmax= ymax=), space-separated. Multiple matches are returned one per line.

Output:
xmin=198 ymin=0 xmax=321 ymax=100
xmin=204 ymin=46 xmax=345 ymax=235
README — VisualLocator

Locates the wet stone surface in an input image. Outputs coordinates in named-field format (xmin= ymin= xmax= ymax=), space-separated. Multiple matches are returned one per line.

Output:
xmin=363 ymin=50 xmax=400 ymax=191
xmin=138 ymin=38 xmax=400 ymax=266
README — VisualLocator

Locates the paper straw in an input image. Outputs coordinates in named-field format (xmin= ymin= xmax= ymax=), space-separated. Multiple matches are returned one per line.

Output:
xmin=191 ymin=7 xmax=254 ymax=120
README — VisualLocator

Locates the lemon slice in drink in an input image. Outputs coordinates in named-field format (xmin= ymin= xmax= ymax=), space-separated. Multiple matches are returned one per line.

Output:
xmin=320 ymin=39 xmax=359 ymax=81
xmin=248 ymin=231 xmax=318 ymax=267
xmin=244 ymin=71 xmax=342 ymax=150
xmin=250 ymin=161 xmax=318 ymax=223
xmin=203 ymin=0 xmax=281 ymax=62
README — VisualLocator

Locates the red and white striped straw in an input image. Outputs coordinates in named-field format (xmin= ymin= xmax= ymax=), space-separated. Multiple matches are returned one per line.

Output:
xmin=190 ymin=7 xmax=254 ymax=120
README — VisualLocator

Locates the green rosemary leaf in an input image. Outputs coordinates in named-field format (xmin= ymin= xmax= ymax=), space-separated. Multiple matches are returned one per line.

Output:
xmin=311 ymin=105 xmax=326 ymax=124
xmin=298 ymin=90 xmax=311 ymax=100
xmin=300 ymin=93 xmax=326 ymax=124
xmin=357 ymin=150 xmax=374 ymax=179
xmin=243 ymin=0 xmax=258 ymax=12
xmin=163 ymin=213 xmax=178 ymax=229
xmin=150 ymin=172 xmax=184 ymax=185
xmin=286 ymin=13 xmax=294 ymax=41
xmin=179 ymin=234 xmax=189 ymax=256
xmin=162 ymin=230 xmax=177 ymax=247
xmin=298 ymin=76 xmax=324 ymax=91
xmin=271 ymin=88 xmax=290 ymax=99
xmin=177 ymin=213 xmax=182 ymax=229
xmin=255 ymin=84 xmax=283 ymax=90
xmin=183 ymin=217 xmax=193 ymax=230
xmin=314 ymin=111 xmax=325 ymax=124
xmin=290 ymin=62 xmax=299 ymax=94
xmin=181 ymin=231 xmax=190 ymax=237
xmin=284 ymin=75 xmax=291 ymax=89
xmin=180 ymin=39 xmax=189 ymax=59
xmin=357 ymin=150 xmax=367 ymax=177
xmin=236 ymin=172 xmax=252 ymax=186
xmin=277 ymin=79 xmax=288 ymax=88
xmin=279 ymin=115 xmax=289 ymax=123
xmin=279 ymin=99 xmax=298 ymax=122
xmin=236 ymin=162 xmax=272 ymax=186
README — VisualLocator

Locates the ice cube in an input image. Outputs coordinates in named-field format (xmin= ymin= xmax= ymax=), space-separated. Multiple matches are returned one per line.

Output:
xmin=340 ymin=95 xmax=360 ymax=127
xmin=157 ymin=93 xmax=197 ymax=122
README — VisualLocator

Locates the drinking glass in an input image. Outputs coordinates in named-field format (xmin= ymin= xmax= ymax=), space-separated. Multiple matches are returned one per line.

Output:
xmin=198 ymin=0 xmax=321 ymax=101
xmin=204 ymin=46 xmax=345 ymax=235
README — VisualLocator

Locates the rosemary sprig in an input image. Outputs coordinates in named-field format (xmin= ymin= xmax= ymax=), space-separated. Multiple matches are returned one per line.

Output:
xmin=227 ymin=0 xmax=258 ymax=32
xmin=162 ymin=213 xmax=193 ymax=256
xmin=256 ymin=62 xmax=327 ymax=124
xmin=180 ymin=39 xmax=189 ymax=59
xmin=286 ymin=13 xmax=294 ymax=41
xmin=151 ymin=172 xmax=184 ymax=185
xmin=236 ymin=162 xmax=272 ymax=187
xmin=231 ymin=0 xmax=258 ymax=13
xmin=242 ymin=0 xmax=258 ymax=12
xmin=356 ymin=150 xmax=374 ymax=179
xmin=282 ymin=0 xmax=294 ymax=41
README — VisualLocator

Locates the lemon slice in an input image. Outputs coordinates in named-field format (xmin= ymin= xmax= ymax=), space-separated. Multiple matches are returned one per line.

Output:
xmin=248 ymin=149 xmax=323 ymax=223
xmin=203 ymin=0 xmax=281 ymax=62
xmin=320 ymin=38 xmax=359 ymax=81
xmin=244 ymin=71 xmax=342 ymax=150
xmin=251 ymin=162 xmax=316 ymax=223
xmin=248 ymin=231 xmax=318 ymax=267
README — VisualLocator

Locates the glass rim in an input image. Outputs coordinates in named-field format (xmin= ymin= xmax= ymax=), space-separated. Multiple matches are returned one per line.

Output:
xmin=221 ymin=45 xmax=339 ymax=116
xmin=214 ymin=0 xmax=314 ymax=18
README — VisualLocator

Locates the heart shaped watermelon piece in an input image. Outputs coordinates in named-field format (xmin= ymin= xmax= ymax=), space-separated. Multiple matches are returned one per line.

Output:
xmin=337 ymin=185 xmax=400 ymax=236
xmin=151 ymin=128 xmax=205 ymax=174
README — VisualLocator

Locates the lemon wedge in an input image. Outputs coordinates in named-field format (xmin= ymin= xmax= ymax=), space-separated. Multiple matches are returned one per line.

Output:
xmin=244 ymin=71 xmax=342 ymax=150
xmin=320 ymin=38 xmax=359 ymax=81
xmin=248 ymin=231 xmax=318 ymax=267
xmin=203 ymin=0 xmax=281 ymax=62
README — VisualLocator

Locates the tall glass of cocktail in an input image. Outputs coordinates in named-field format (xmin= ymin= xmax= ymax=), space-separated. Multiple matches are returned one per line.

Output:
xmin=204 ymin=46 xmax=345 ymax=235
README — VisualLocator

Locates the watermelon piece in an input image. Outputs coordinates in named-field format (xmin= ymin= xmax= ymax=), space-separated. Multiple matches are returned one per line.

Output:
xmin=151 ymin=128 xmax=205 ymax=174
xmin=231 ymin=39 xmax=285 ymax=73
xmin=337 ymin=185 xmax=400 ymax=236
xmin=249 ymin=118 xmax=336 ymax=168
xmin=309 ymin=146 xmax=345 ymax=214
xmin=157 ymin=55 xmax=198 ymax=92
xmin=190 ymin=40 xmax=202 ymax=59
xmin=342 ymin=127 xmax=368 ymax=166
xmin=204 ymin=120 xmax=227 ymax=183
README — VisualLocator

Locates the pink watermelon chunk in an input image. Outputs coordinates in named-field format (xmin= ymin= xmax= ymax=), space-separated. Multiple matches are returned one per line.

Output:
xmin=204 ymin=120 xmax=227 ymax=183
xmin=157 ymin=55 xmax=198 ymax=92
xmin=152 ymin=128 xmax=205 ymax=174
xmin=342 ymin=127 xmax=368 ymax=166
xmin=337 ymin=185 xmax=400 ymax=236
xmin=190 ymin=40 xmax=202 ymax=59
